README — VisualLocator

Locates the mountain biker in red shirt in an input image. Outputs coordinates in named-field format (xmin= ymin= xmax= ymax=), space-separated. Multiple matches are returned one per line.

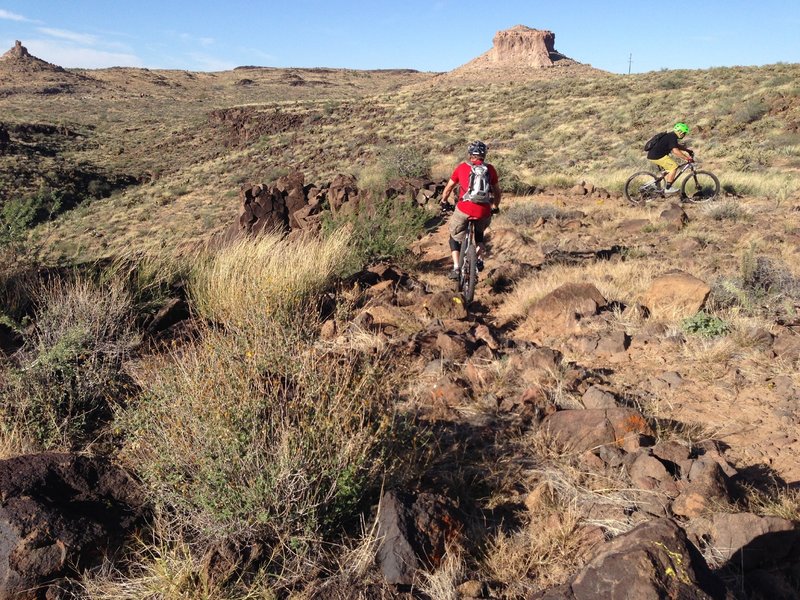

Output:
xmin=440 ymin=141 xmax=501 ymax=280
xmin=647 ymin=122 xmax=694 ymax=194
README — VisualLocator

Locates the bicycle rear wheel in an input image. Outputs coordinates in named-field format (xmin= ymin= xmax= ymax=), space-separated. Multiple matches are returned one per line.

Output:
xmin=682 ymin=170 xmax=720 ymax=203
xmin=624 ymin=171 xmax=663 ymax=205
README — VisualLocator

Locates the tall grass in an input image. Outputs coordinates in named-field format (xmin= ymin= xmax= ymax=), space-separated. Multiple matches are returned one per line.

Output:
xmin=190 ymin=230 xmax=352 ymax=331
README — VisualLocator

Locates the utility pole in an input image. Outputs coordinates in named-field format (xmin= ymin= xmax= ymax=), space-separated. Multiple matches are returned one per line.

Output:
xmin=628 ymin=53 xmax=633 ymax=75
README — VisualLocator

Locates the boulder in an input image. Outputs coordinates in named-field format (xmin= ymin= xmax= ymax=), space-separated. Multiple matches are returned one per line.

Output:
xmin=0 ymin=453 xmax=144 ymax=600
xmin=327 ymin=173 xmax=359 ymax=214
xmin=642 ymin=271 xmax=710 ymax=319
xmin=581 ymin=386 xmax=617 ymax=409
xmin=542 ymin=407 xmax=654 ymax=453
xmin=563 ymin=518 xmax=727 ymax=600
xmin=772 ymin=330 xmax=800 ymax=362
xmin=376 ymin=490 xmax=463 ymax=585
xmin=527 ymin=283 xmax=607 ymax=334
xmin=420 ymin=291 xmax=468 ymax=321
xmin=660 ymin=203 xmax=689 ymax=230
xmin=697 ymin=512 xmax=800 ymax=571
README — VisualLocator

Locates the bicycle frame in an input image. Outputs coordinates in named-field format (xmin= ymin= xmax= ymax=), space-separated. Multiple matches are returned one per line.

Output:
xmin=652 ymin=160 xmax=695 ymax=187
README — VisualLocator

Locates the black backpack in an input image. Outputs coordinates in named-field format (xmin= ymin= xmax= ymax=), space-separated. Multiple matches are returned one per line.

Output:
xmin=643 ymin=131 xmax=667 ymax=152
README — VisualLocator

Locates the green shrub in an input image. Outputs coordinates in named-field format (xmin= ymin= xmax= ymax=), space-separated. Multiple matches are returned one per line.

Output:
xmin=681 ymin=311 xmax=730 ymax=338
xmin=322 ymin=195 xmax=430 ymax=270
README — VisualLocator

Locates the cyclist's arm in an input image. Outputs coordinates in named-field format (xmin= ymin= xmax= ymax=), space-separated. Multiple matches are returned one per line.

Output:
xmin=440 ymin=178 xmax=457 ymax=205
xmin=491 ymin=182 xmax=502 ymax=208
xmin=671 ymin=146 xmax=693 ymax=162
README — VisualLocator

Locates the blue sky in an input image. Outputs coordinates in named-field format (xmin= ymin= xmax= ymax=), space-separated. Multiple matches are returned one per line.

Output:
xmin=1 ymin=1 xmax=799 ymax=73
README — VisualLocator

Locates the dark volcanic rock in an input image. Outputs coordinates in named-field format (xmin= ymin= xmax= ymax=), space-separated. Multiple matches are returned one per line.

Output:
xmin=0 ymin=453 xmax=145 ymax=600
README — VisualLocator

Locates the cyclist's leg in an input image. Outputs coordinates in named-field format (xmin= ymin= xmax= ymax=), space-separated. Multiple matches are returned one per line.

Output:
xmin=651 ymin=155 xmax=679 ymax=187
xmin=473 ymin=215 xmax=492 ymax=258
xmin=447 ymin=208 xmax=469 ymax=270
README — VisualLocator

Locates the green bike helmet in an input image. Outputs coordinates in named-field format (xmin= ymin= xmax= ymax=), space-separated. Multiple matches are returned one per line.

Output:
xmin=673 ymin=122 xmax=689 ymax=135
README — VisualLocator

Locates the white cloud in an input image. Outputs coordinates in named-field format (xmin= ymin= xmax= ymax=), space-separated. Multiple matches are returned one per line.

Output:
xmin=0 ymin=9 xmax=27 ymax=21
xmin=37 ymin=27 xmax=98 ymax=45
xmin=176 ymin=32 xmax=216 ymax=48
xmin=186 ymin=51 xmax=235 ymax=72
xmin=25 ymin=39 xmax=142 ymax=68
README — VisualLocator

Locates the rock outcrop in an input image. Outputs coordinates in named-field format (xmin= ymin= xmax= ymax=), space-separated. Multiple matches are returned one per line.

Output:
xmin=447 ymin=25 xmax=604 ymax=81
xmin=482 ymin=26 xmax=570 ymax=68
xmin=0 ymin=40 xmax=64 ymax=73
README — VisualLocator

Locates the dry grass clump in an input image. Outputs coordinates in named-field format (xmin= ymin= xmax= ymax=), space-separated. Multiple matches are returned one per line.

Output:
xmin=81 ymin=515 xmax=277 ymax=600
xmin=482 ymin=496 xmax=589 ymax=596
xmin=742 ymin=485 xmax=800 ymax=522
xmin=190 ymin=230 xmax=352 ymax=331
xmin=416 ymin=545 xmax=466 ymax=600
xmin=0 ymin=276 xmax=137 ymax=451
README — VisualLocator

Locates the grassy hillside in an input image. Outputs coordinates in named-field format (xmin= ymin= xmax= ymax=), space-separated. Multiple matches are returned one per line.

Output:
xmin=1 ymin=62 xmax=799 ymax=263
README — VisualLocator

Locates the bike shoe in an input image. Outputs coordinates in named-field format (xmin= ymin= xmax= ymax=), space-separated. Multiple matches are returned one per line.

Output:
xmin=476 ymin=258 xmax=484 ymax=272
xmin=664 ymin=186 xmax=681 ymax=195
xmin=447 ymin=269 xmax=460 ymax=280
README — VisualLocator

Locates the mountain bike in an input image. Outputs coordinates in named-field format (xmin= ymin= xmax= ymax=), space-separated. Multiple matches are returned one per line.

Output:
xmin=624 ymin=160 xmax=720 ymax=206
xmin=457 ymin=217 xmax=479 ymax=303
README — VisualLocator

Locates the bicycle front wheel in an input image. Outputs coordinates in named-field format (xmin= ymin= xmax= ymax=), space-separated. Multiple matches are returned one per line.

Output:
xmin=624 ymin=171 xmax=662 ymax=206
xmin=461 ymin=241 xmax=478 ymax=303
xmin=682 ymin=170 xmax=720 ymax=202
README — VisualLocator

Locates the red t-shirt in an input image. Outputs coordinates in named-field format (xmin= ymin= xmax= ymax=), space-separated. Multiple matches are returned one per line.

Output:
xmin=451 ymin=160 xmax=498 ymax=219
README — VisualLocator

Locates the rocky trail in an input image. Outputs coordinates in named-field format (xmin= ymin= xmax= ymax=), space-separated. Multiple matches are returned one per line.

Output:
xmin=414 ymin=192 xmax=800 ymax=489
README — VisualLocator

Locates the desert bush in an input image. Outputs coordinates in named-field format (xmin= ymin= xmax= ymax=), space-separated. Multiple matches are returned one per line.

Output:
xmin=0 ymin=277 xmax=137 ymax=449
xmin=322 ymin=196 xmax=430 ymax=270
xmin=379 ymin=145 xmax=431 ymax=180
xmin=702 ymin=200 xmax=749 ymax=222
xmin=681 ymin=311 xmax=730 ymax=338
xmin=120 ymin=322 xmax=420 ymax=550
xmin=710 ymin=247 xmax=800 ymax=317
xmin=105 ymin=251 xmax=193 ymax=321
xmin=190 ymin=231 xmax=352 ymax=331
xmin=501 ymin=201 xmax=576 ymax=227
xmin=732 ymin=99 xmax=768 ymax=125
